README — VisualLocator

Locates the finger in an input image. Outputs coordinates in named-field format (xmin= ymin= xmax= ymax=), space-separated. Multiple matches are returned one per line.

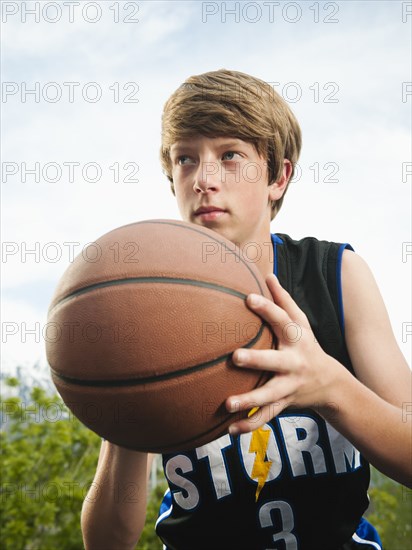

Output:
xmin=228 ymin=401 xmax=288 ymax=434
xmin=245 ymin=294 xmax=293 ymax=342
xmin=265 ymin=274 xmax=309 ymax=326
xmin=232 ymin=348 xmax=296 ymax=373
xmin=226 ymin=376 xmax=295 ymax=414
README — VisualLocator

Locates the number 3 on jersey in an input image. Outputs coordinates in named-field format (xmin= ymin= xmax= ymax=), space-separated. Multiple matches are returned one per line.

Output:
xmin=259 ymin=500 xmax=298 ymax=550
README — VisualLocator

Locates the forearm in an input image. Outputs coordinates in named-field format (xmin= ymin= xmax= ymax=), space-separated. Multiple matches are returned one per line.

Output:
xmin=320 ymin=363 xmax=412 ymax=488
xmin=81 ymin=442 xmax=149 ymax=550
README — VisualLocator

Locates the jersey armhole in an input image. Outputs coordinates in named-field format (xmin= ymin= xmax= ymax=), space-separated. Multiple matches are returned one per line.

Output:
xmin=337 ymin=243 xmax=354 ymax=336
xmin=271 ymin=234 xmax=284 ymax=276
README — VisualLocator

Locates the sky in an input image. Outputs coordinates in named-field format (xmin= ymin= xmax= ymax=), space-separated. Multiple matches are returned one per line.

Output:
xmin=1 ymin=0 xmax=411 ymax=375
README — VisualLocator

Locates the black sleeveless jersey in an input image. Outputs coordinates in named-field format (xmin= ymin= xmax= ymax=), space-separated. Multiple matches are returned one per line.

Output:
xmin=155 ymin=234 xmax=377 ymax=550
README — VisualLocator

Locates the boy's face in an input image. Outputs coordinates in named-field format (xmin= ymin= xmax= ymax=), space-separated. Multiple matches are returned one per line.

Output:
xmin=170 ymin=136 xmax=281 ymax=248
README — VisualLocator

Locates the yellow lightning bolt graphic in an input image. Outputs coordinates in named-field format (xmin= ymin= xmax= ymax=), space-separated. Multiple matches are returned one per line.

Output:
xmin=248 ymin=407 xmax=272 ymax=502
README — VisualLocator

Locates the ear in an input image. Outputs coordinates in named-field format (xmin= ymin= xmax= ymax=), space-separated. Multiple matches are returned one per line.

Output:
xmin=268 ymin=159 xmax=293 ymax=201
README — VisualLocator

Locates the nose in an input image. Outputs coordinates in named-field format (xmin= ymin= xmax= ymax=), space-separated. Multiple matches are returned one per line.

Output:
xmin=193 ymin=161 xmax=220 ymax=194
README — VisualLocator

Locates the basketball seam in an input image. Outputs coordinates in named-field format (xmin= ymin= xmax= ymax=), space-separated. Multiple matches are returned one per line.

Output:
xmin=50 ymin=323 xmax=271 ymax=387
xmin=49 ymin=277 xmax=248 ymax=312
xmin=119 ymin=368 xmax=270 ymax=453
xmin=55 ymin=219 xmax=265 ymax=308
xmin=141 ymin=220 xmax=264 ymax=293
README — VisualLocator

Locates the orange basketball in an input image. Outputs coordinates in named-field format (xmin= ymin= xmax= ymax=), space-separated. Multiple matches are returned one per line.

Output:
xmin=46 ymin=219 xmax=274 ymax=453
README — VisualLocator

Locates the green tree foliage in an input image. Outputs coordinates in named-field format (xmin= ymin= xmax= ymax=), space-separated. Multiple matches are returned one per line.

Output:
xmin=367 ymin=468 xmax=412 ymax=550
xmin=0 ymin=379 xmax=167 ymax=549
xmin=2 ymin=380 xmax=411 ymax=549
xmin=1 ymin=381 xmax=101 ymax=549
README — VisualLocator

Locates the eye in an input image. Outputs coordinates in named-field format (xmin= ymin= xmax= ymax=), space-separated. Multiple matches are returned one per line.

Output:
xmin=222 ymin=151 xmax=241 ymax=161
xmin=177 ymin=155 xmax=194 ymax=166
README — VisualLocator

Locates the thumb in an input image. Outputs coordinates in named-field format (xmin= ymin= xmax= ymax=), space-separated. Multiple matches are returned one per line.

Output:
xmin=266 ymin=274 xmax=309 ymax=326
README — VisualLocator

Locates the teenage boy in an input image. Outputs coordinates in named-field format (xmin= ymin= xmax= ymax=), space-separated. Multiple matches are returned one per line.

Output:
xmin=81 ymin=69 xmax=411 ymax=550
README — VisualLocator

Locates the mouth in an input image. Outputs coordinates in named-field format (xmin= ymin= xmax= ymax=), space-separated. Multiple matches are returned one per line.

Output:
xmin=194 ymin=206 xmax=227 ymax=222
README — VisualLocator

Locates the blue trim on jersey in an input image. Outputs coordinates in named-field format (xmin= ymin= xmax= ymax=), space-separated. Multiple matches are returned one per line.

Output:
xmin=336 ymin=243 xmax=354 ymax=336
xmin=353 ymin=517 xmax=382 ymax=549
xmin=156 ymin=488 xmax=173 ymax=529
xmin=271 ymin=233 xmax=283 ymax=276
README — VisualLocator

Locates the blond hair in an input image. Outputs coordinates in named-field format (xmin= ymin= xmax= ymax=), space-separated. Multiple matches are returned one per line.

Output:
xmin=160 ymin=69 xmax=302 ymax=219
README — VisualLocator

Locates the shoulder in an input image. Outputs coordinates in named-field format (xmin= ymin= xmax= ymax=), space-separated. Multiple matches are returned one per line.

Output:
xmin=341 ymin=247 xmax=373 ymax=284
xmin=340 ymin=249 xmax=387 ymax=333
xmin=340 ymin=249 xmax=411 ymax=404
xmin=340 ymin=248 xmax=388 ymax=326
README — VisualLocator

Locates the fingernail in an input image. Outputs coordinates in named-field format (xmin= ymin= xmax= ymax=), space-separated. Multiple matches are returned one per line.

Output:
xmin=235 ymin=350 xmax=247 ymax=365
xmin=227 ymin=399 xmax=241 ymax=413
xmin=229 ymin=425 xmax=239 ymax=435
xmin=248 ymin=294 xmax=263 ymax=307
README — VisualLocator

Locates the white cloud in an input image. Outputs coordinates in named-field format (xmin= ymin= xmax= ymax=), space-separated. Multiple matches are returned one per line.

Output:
xmin=2 ymin=0 xmax=411 ymax=370
xmin=1 ymin=297 xmax=48 ymax=372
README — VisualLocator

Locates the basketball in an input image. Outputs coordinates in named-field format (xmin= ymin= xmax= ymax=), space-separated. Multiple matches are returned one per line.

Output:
xmin=46 ymin=219 xmax=274 ymax=453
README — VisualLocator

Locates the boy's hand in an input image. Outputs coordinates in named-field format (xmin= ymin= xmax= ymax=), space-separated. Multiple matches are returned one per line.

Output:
xmin=226 ymin=274 xmax=343 ymax=434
